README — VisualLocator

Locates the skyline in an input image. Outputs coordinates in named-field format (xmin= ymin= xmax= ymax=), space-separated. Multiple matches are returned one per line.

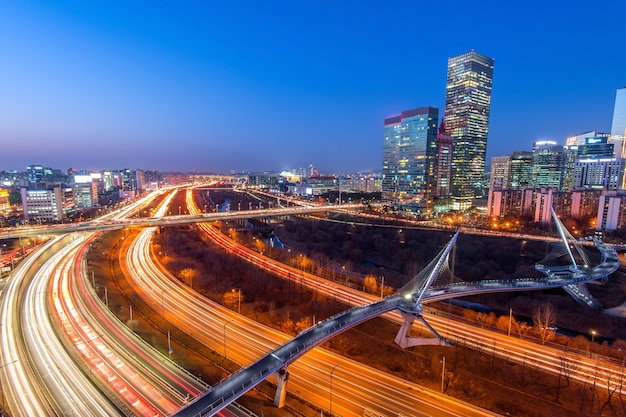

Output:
xmin=1 ymin=1 xmax=625 ymax=173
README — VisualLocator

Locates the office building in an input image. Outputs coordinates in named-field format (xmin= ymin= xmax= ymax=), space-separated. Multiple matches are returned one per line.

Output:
xmin=509 ymin=151 xmax=533 ymax=189
xmin=382 ymin=106 xmax=438 ymax=214
xmin=444 ymin=50 xmax=495 ymax=210
xmin=435 ymin=121 xmax=454 ymax=198
xmin=610 ymin=87 xmax=626 ymax=158
xmin=21 ymin=186 xmax=75 ymax=223
xmin=490 ymin=155 xmax=510 ymax=189
xmin=530 ymin=141 xmax=564 ymax=189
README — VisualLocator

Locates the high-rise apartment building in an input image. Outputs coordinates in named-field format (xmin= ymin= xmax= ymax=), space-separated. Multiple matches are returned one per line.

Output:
xmin=610 ymin=87 xmax=626 ymax=158
xmin=382 ymin=106 xmax=439 ymax=214
xmin=444 ymin=50 xmax=495 ymax=210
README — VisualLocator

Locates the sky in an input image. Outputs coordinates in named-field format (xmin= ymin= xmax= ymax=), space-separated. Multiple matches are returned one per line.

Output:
xmin=1 ymin=1 xmax=625 ymax=174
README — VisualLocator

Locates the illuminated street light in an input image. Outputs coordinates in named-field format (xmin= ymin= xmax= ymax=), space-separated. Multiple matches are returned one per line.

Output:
xmin=591 ymin=330 xmax=596 ymax=342
xmin=329 ymin=363 xmax=339 ymax=416
xmin=232 ymin=288 xmax=241 ymax=314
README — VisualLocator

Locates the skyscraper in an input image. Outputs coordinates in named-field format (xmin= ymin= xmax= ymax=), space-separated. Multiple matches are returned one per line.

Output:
xmin=610 ymin=87 xmax=626 ymax=158
xmin=382 ymin=106 xmax=439 ymax=214
xmin=530 ymin=141 xmax=564 ymax=189
xmin=444 ymin=50 xmax=495 ymax=210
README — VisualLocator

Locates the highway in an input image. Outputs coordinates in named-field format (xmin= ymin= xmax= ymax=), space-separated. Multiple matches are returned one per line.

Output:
xmin=184 ymin=191 xmax=626 ymax=404
xmin=0 ymin=187 xmax=252 ymax=417
xmin=122 ymin=198 xmax=498 ymax=416
xmin=0 ymin=234 xmax=119 ymax=416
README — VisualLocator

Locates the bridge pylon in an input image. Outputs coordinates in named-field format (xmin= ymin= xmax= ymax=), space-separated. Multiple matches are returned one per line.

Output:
xmin=394 ymin=231 xmax=459 ymax=348
xmin=394 ymin=311 xmax=451 ymax=348
xmin=273 ymin=367 xmax=289 ymax=408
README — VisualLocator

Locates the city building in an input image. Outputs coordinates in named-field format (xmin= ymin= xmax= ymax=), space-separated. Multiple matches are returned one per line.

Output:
xmin=444 ymin=50 xmax=495 ymax=210
xmin=610 ymin=87 xmax=626 ymax=158
xmin=573 ymin=158 xmax=624 ymax=190
xmin=435 ymin=121 xmax=454 ymax=198
xmin=73 ymin=173 xmax=98 ymax=208
xmin=597 ymin=190 xmax=626 ymax=231
xmin=566 ymin=130 xmax=609 ymax=147
xmin=382 ymin=106 xmax=438 ymax=214
xmin=26 ymin=165 xmax=52 ymax=185
xmin=0 ymin=189 xmax=9 ymax=212
xmin=20 ymin=186 xmax=75 ymax=223
xmin=509 ymin=151 xmax=533 ymax=189
xmin=490 ymin=155 xmax=510 ymax=189
xmin=530 ymin=141 xmax=564 ymax=189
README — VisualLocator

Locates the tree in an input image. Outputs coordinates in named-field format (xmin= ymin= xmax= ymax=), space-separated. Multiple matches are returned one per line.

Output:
xmin=557 ymin=352 xmax=579 ymax=402
xmin=222 ymin=289 xmax=244 ymax=312
xmin=179 ymin=268 xmax=198 ymax=289
xmin=533 ymin=303 xmax=556 ymax=345
xmin=363 ymin=275 xmax=378 ymax=294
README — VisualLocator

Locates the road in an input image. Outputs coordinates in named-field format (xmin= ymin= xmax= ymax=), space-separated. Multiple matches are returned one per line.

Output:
xmin=185 ymin=191 xmax=626 ymax=402
xmin=0 ymin=234 xmax=118 ymax=416
xmin=0 ymin=187 xmax=251 ymax=417
xmin=124 ymin=221 xmax=498 ymax=417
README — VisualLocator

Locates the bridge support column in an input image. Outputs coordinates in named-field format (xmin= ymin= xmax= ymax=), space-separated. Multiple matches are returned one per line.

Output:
xmin=273 ymin=368 xmax=289 ymax=408
xmin=394 ymin=311 xmax=451 ymax=348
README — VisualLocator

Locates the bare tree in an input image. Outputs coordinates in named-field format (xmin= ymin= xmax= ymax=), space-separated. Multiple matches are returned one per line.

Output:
xmin=557 ymin=352 xmax=579 ymax=402
xmin=533 ymin=303 xmax=556 ymax=345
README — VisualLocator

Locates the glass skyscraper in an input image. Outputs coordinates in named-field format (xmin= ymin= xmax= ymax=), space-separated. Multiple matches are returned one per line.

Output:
xmin=382 ymin=106 xmax=438 ymax=214
xmin=610 ymin=87 xmax=626 ymax=158
xmin=444 ymin=50 xmax=495 ymax=210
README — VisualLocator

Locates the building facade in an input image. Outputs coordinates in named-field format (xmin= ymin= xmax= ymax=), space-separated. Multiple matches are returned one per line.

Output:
xmin=610 ymin=87 xmax=626 ymax=159
xmin=435 ymin=122 xmax=454 ymax=199
xmin=530 ymin=141 xmax=564 ymax=189
xmin=21 ymin=187 xmax=75 ymax=223
xmin=444 ymin=50 xmax=495 ymax=210
xmin=382 ymin=106 xmax=438 ymax=214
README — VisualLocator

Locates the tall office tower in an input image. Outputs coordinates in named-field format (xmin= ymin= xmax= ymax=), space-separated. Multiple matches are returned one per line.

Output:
xmin=435 ymin=121 xmax=454 ymax=198
xmin=382 ymin=106 xmax=439 ymax=214
xmin=530 ymin=141 xmax=564 ymax=189
xmin=508 ymin=151 xmax=533 ymax=189
xmin=444 ymin=50 xmax=495 ymax=210
xmin=610 ymin=87 xmax=626 ymax=158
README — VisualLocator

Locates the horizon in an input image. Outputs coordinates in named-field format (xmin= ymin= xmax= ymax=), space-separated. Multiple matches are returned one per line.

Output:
xmin=1 ymin=1 xmax=625 ymax=173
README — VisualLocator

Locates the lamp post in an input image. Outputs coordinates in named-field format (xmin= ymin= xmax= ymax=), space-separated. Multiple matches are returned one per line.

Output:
xmin=232 ymin=288 xmax=241 ymax=314
xmin=441 ymin=356 xmax=446 ymax=393
xmin=223 ymin=319 xmax=234 ymax=357
xmin=591 ymin=330 xmax=596 ymax=342
xmin=329 ymin=363 xmax=339 ymax=416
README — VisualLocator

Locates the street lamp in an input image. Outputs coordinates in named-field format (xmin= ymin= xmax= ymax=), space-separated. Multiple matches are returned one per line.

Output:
xmin=96 ymin=286 xmax=108 ymax=307
xmin=591 ymin=330 xmax=596 ymax=342
xmin=232 ymin=288 xmax=241 ymax=314
xmin=329 ymin=363 xmax=339 ymax=416
xmin=441 ymin=356 xmax=446 ymax=393
xmin=223 ymin=319 xmax=234 ymax=357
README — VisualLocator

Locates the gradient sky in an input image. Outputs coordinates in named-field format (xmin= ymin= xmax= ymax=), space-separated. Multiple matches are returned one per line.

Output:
xmin=1 ymin=1 xmax=625 ymax=174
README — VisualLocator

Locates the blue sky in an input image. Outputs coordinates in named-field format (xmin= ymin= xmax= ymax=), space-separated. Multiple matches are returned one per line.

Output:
xmin=1 ymin=1 xmax=625 ymax=174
